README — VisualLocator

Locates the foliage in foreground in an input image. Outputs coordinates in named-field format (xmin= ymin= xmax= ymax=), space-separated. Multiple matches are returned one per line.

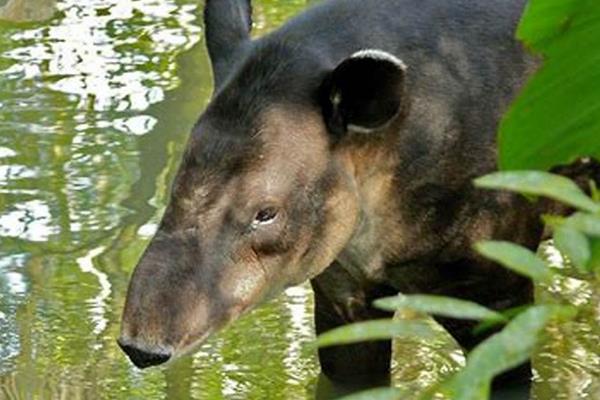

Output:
xmin=317 ymin=171 xmax=599 ymax=400
xmin=316 ymin=0 xmax=600 ymax=396
xmin=498 ymin=0 xmax=600 ymax=170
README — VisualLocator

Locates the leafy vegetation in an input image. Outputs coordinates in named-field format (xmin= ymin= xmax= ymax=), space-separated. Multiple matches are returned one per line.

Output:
xmin=499 ymin=0 xmax=600 ymax=170
xmin=473 ymin=240 xmax=555 ymax=284
xmin=316 ymin=319 xmax=433 ymax=348
xmin=475 ymin=171 xmax=599 ymax=213
xmin=317 ymin=175 xmax=599 ymax=400
xmin=374 ymin=295 xmax=507 ymax=323
xmin=316 ymin=0 xmax=600 ymax=398
xmin=439 ymin=305 xmax=577 ymax=400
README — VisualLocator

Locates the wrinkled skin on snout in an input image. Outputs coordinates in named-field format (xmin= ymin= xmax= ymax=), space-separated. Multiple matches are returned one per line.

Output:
xmin=119 ymin=106 xmax=363 ymax=366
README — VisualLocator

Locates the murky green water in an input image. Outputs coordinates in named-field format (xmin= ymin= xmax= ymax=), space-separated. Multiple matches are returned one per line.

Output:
xmin=0 ymin=1 xmax=598 ymax=399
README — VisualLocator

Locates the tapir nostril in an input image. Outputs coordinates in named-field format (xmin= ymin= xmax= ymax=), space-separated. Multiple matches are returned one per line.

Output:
xmin=117 ymin=339 xmax=171 ymax=369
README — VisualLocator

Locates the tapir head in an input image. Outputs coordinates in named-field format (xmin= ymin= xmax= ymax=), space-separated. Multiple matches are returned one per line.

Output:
xmin=119 ymin=0 xmax=407 ymax=368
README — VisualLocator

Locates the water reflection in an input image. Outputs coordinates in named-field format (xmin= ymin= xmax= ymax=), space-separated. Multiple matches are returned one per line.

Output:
xmin=531 ymin=244 xmax=600 ymax=400
xmin=0 ymin=1 xmax=320 ymax=399
xmin=0 ymin=199 xmax=57 ymax=241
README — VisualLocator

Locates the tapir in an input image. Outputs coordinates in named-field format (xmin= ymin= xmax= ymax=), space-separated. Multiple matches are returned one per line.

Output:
xmin=119 ymin=0 xmax=544 ymax=381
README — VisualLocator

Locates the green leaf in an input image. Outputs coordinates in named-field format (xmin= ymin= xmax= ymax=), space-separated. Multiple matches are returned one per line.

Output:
xmin=553 ymin=225 xmax=591 ymax=272
xmin=442 ymin=305 xmax=576 ymax=400
xmin=474 ymin=171 xmax=599 ymax=213
xmin=589 ymin=238 xmax=600 ymax=272
xmin=563 ymin=213 xmax=600 ymax=237
xmin=473 ymin=305 xmax=531 ymax=336
xmin=338 ymin=387 xmax=403 ymax=400
xmin=499 ymin=0 xmax=600 ymax=171
xmin=590 ymin=179 xmax=600 ymax=202
xmin=374 ymin=294 xmax=507 ymax=323
xmin=474 ymin=241 xmax=555 ymax=284
xmin=316 ymin=320 xmax=433 ymax=348
xmin=516 ymin=0 xmax=580 ymax=46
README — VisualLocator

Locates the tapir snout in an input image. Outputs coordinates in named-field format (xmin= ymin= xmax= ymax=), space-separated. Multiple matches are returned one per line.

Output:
xmin=119 ymin=221 xmax=282 ymax=365
xmin=118 ymin=102 xmax=365 ymax=364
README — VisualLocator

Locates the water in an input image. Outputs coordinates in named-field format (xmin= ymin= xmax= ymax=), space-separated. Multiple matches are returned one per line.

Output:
xmin=0 ymin=1 xmax=598 ymax=399
xmin=0 ymin=1 xmax=318 ymax=399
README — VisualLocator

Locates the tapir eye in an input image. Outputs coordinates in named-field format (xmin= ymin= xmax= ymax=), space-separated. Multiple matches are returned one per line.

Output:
xmin=253 ymin=207 xmax=279 ymax=226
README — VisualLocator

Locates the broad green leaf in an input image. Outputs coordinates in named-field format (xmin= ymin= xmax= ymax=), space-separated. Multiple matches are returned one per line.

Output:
xmin=499 ymin=0 xmax=600 ymax=170
xmin=374 ymin=294 xmax=507 ymax=323
xmin=542 ymin=214 xmax=567 ymax=228
xmin=339 ymin=387 xmax=403 ymax=400
xmin=474 ymin=241 xmax=555 ymax=284
xmin=442 ymin=305 xmax=576 ymax=400
xmin=316 ymin=320 xmax=432 ymax=348
xmin=553 ymin=225 xmax=591 ymax=272
xmin=474 ymin=171 xmax=599 ymax=213
xmin=563 ymin=213 xmax=600 ymax=237
xmin=589 ymin=238 xmax=600 ymax=272
xmin=517 ymin=0 xmax=579 ymax=45
xmin=473 ymin=305 xmax=531 ymax=336
xmin=591 ymin=180 xmax=600 ymax=202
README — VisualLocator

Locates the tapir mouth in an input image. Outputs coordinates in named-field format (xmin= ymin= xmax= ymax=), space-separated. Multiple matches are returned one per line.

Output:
xmin=117 ymin=326 xmax=219 ymax=369
xmin=117 ymin=330 xmax=215 ymax=369
xmin=117 ymin=339 xmax=174 ymax=369
xmin=118 ymin=274 xmax=265 ymax=369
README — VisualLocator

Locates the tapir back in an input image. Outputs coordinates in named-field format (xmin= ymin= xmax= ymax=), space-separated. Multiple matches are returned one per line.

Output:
xmin=254 ymin=0 xmax=536 ymax=179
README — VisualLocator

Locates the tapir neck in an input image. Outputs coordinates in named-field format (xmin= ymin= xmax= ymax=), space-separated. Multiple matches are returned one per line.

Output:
xmin=335 ymin=133 xmax=403 ymax=284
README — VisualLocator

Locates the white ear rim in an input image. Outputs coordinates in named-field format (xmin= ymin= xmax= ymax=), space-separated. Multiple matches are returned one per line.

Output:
xmin=335 ymin=49 xmax=407 ymax=134
xmin=350 ymin=49 xmax=408 ymax=71
xmin=347 ymin=123 xmax=381 ymax=134
xmin=347 ymin=119 xmax=398 ymax=134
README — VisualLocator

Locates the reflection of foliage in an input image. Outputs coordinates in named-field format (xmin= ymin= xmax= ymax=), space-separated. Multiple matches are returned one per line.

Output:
xmin=0 ymin=0 xmax=205 ymax=254
xmin=252 ymin=0 xmax=311 ymax=34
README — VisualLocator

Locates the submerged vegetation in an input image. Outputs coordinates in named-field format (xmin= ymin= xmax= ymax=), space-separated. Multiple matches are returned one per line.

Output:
xmin=317 ymin=0 xmax=600 ymax=398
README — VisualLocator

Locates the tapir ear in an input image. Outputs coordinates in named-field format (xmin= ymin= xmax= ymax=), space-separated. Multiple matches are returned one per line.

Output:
xmin=320 ymin=49 xmax=407 ymax=136
xmin=204 ymin=0 xmax=253 ymax=88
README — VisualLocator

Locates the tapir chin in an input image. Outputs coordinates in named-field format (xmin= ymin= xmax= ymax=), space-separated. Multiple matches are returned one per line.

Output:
xmin=119 ymin=0 xmax=549 ymax=381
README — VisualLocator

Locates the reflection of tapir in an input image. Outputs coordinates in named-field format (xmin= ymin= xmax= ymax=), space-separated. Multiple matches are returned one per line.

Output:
xmin=119 ymin=0 xmax=540 ymax=381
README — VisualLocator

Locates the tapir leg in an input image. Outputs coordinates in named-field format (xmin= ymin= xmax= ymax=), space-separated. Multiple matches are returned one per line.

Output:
xmin=426 ymin=258 xmax=534 ymax=349
xmin=311 ymin=262 xmax=396 ymax=382
xmin=429 ymin=258 xmax=535 ymax=386
xmin=312 ymin=257 xmax=535 ymax=384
